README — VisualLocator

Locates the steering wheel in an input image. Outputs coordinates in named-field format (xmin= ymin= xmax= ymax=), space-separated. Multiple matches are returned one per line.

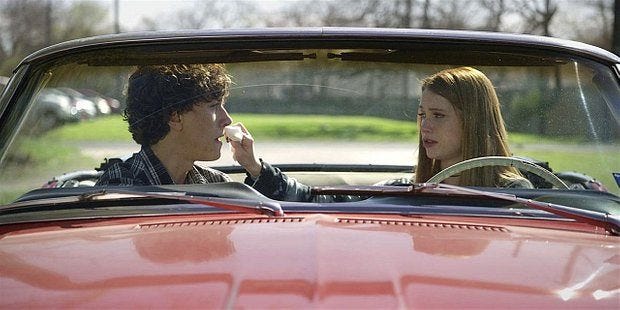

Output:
xmin=427 ymin=156 xmax=569 ymax=189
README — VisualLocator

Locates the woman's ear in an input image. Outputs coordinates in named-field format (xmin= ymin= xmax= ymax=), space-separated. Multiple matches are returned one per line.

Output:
xmin=168 ymin=111 xmax=183 ymax=132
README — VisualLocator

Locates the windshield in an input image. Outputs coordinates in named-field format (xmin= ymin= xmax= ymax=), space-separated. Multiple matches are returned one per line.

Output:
xmin=0 ymin=44 xmax=619 ymax=207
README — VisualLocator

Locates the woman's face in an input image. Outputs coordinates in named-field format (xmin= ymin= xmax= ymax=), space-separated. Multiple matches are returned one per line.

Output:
xmin=418 ymin=90 xmax=463 ymax=169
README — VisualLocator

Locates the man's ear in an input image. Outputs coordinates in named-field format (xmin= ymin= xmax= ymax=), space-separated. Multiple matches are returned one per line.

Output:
xmin=168 ymin=111 xmax=183 ymax=132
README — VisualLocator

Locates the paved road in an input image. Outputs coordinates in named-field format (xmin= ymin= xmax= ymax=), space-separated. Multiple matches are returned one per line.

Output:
xmin=77 ymin=140 xmax=620 ymax=166
xmin=78 ymin=141 xmax=420 ymax=166
xmin=78 ymin=140 xmax=620 ymax=165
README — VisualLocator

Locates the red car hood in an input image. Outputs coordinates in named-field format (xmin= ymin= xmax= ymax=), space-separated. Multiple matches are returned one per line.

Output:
xmin=1 ymin=213 xmax=619 ymax=308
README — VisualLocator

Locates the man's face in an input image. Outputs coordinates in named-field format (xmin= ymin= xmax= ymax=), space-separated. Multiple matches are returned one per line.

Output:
xmin=179 ymin=99 xmax=233 ymax=161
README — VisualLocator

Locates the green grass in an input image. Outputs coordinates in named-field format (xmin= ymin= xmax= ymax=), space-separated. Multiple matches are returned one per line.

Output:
xmin=512 ymin=149 xmax=620 ymax=194
xmin=0 ymin=136 xmax=97 ymax=204
xmin=41 ymin=113 xmax=564 ymax=144
xmin=232 ymin=114 xmax=418 ymax=141
xmin=507 ymin=133 xmax=573 ymax=145
xmin=45 ymin=116 xmax=132 ymax=141
xmin=46 ymin=114 xmax=420 ymax=142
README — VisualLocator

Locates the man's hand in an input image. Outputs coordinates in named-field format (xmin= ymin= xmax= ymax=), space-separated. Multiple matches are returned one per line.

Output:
xmin=227 ymin=123 xmax=262 ymax=178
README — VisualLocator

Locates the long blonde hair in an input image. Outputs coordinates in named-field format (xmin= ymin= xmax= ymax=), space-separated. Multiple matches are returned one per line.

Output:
xmin=415 ymin=67 xmax=521 ymax=187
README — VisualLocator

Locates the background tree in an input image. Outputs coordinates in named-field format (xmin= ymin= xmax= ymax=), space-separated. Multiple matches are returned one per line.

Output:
xmin=0 ymin=0 xmax=110 ymax=76
xmin=276 ymin=0 xmax=477 ymax=29
xmin=55 ymin=1 xmax=109 ymax=40
xmin=572 ymin=0 xmax=613 ymax=50
xmin=477 ymin=0 xmax=509 ymax=31
xmin=0 ymin=0 xmax=52 ymax=74
xmin=172 ymin=0 xmax=263 ymax=29
xmin=516 ymin=0 xmax=558 ymax=35
xmin=0 ymin=0 xmax=616 ymax=76
xmin=615 ymin=0 xmax=620 ymax=54
xmin=509 ymin=0 xmax=561 ymax=135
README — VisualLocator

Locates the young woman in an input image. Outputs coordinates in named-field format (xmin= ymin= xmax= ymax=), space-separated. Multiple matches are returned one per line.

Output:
xmin=415 ymin=67 xmax=532 ymax=188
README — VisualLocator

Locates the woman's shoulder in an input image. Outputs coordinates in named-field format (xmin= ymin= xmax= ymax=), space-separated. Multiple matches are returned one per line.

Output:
xmin=499 ymin=174 xmax=534 ymax=189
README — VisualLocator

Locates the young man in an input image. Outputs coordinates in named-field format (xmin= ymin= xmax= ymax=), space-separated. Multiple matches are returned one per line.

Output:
xmin=96 ymin=64 xmax=312 ymax=201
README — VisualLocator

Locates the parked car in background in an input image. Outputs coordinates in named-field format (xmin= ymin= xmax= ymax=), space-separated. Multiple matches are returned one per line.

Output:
xmin=0 ymin=28 xmax=618 ymax=308
xmin=30 ymin=88 xmax=80 ymax=131
xmin=74 ymin=88 xmax=111 ymax=115
xmin=78 ymin=88 xmax=122 ymax=114
xmin=55 ymin=87 xmax=99 ymax=117
xmin=22 ymin=87 xmax=99 ymax=133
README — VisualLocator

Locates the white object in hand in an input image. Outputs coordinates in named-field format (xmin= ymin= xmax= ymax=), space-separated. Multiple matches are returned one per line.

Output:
xmin=224 ymin=125 xmax=244 ymax=142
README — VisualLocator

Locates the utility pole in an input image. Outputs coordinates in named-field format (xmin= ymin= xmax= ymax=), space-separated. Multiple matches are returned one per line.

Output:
xmin=614 ymin=0 xmax=620 ymax=55
xmin=114 ymin=0 xmax=120 ymax=33
xmin=401 ymin=0 xmax=412 ymax=101
xmin=45 ymin=0 xmax=53 ymax=46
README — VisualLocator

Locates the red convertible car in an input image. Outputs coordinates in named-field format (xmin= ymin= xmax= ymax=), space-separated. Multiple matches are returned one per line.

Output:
xmin=0 ymin=28 xmax=618 ymax=308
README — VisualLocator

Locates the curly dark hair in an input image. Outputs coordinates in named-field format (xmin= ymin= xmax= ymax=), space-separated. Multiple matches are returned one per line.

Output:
xmin=124 ymin=64 xmax=231 ymax=146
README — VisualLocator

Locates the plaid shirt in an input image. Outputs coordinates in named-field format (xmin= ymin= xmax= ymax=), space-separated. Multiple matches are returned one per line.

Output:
xmin=95 ymin=147 xmax=232 ymax=186
xmin=95 ymin=146 xmax=318 ymax=202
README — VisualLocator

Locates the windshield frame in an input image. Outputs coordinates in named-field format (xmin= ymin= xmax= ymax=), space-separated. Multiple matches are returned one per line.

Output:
xmin=1 ymin=28 xmax=618 ymax=209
